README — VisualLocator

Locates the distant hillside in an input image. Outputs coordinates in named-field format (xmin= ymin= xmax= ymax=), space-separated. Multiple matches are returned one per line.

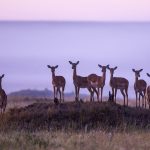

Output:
xmin=8 ymin=89 xmax=53 ymax=98
xmin=8 ymin=89 xmax=86 ymax=98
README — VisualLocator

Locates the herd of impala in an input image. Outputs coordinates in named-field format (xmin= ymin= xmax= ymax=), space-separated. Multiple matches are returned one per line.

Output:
xmin=0 ymin=61 xmax=150 ymax=113
xmin=47 ymin=61 xmax=150 ymax=108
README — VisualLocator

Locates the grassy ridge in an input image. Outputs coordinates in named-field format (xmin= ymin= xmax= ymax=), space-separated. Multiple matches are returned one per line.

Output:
xmin=0 ymin=101 xmax=150 ymax=131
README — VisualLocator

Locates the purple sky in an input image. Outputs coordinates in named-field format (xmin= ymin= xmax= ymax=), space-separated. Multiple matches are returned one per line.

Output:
xmin=0 ymin=22 xmax=150 ymax=98
xmin=0 ymin=1 xmax=150 ymax=98
xmin=0 ymin=0 xmax=150 ymax=21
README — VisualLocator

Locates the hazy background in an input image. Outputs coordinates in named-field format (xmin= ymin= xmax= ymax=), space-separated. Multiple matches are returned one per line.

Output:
xmin=0 ymin=0 xmax=150 ymax=21
xmin=0 ymin=0 xmax=150 ymax=98
xmin=0 ymin=21 xmax=150 ymax=98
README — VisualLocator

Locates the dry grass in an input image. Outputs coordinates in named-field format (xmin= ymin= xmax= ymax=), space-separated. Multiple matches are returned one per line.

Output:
xmin=0 ymin=130 xmax=150 ymax=150
xmin=0 ymin=97 xmax=150 ymax=150
xmin=7 ymin=96 xmax=53 ymax=109
xmin=7 ymin=96 xmax=144 ymax=110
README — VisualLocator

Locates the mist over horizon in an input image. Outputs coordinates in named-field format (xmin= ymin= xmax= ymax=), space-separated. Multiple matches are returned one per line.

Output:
xmin=0 ymin=22 xmax=150 ymax=99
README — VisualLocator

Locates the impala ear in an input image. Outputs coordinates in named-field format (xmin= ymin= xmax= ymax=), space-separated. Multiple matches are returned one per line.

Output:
xmin=47 ymin=65 xmax=51 ymax=68
xmin=76 ymin=61 xmax=79 ymax=65
xmin=98 ymin=64 xmax=102 ymax=68
xmin=69 ymin=61 xmax=72 ymax=64
xmin=106 ymin=65 xmax=110 ymax=69
xmin=132 ymin=69 xmax=135 ymax=72
xmin=55 ymin=65 xmax=58 ymax=69
xmin=114 ymin=66 xmax=118 ymax=70
xmin=147 ymin=73 xmax=150 ymax=77
xmin=139 ymin=69 xmax=143 ymax=72
xmin=1 ymin=74 xmax=4 ymax=78
xmin=107 ymin=65 xmax=110 ymax=70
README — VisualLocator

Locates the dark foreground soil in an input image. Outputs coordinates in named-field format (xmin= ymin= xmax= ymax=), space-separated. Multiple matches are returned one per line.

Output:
xmin=0 ymin=101 xmax=150 ymax=131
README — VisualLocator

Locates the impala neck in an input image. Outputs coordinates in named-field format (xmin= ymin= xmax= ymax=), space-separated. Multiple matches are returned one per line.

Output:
xmin=110 ymin=73 xmax=113 ymax=80
xmin=52 ymin=71 xmax=56 ymax=80
xmin=102 ymin=71 xmax=106 ymax=83
xmin=110 ymin=73 xmax=114 ymax=86
xmin=0 ymin=79 xmax=2 ymax=90
xmin=135 ymin=76 xmax=138 ymax=83
xmin=73 ymin=68 xmax=77 ymax=80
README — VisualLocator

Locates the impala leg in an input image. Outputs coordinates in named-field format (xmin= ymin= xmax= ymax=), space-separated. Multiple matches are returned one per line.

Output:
xmin=56 ymin=88 xmax=59 ymax=100
xmin=59 ymin=88 xmax=61 ymax=102
xmin=53 ymin=86 xmax=56 ymax=99
xmin=91 ymin=89 xmax=94 ymax=102
xmin=144 ymin=90 xmax=146 ymax=108
xmin=4 ymin=98 xmax=7 ymax=112
xmin=149 ymin=98 xmax=150 ymax=109
xmin=148 ymin=96 xmax=150 ymax=109
xmin=142 ymin=92 xmax=144 ymax=108
xmin=75 ymin=86 xmax=78 ymax=101
xmin=135 ymin=91 xmax=137 ymax=108
xmin=62 ymin=87 xmax=65 ymax=102
xmin=88 ymin=88 xmax=93 ymax=102
xmin=140 ymin=92 xmax=144 ymax=108
xmin=145 ymin=96 xmax=147 ymax=109
xmin=114 ymin=88 xmax=117 ymax=103
xmin=120 ymin=89 xmax=125 ymax=106
xmin=101 ymin=88 xmax=103 ymax=102
xmin=112 ymin=88 xmax=115 ymax=102
xmin=93 ymin=87 xmax=98 ymax=102
xmin=125 ymin=88 xmax=128 ymax=106
xmin=144 ymin=92 xmax=146 ymax=108
xmin=139 ymin=93 xmax=141 ymax=108
xmin=90 ymin=88 xmax=92 ymax=102
xmin=77 ymin=87 xmax=80 ymax=101
xmin=141 ymin=92 xmax=144 ymax=108
xmin=97 ymin=88 xmax=100 ymax=102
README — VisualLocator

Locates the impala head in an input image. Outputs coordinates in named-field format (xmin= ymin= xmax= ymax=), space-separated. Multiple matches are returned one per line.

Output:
xmin=47 ymin=65 xmax=58 ymax=73
xmin=107 ymin=66 xmax=118 ymax=76
xmin=132 ymin=69 xmax=143 ymax=78
xmin=0 ymin=74 xmax=5 ymax=88
xmin=147 ymin=73 xmax=150 ymax=78
xmin=98 ymin=64 xmax=109 ymax=73
xmin=69 ymin=61 xmax=79 ymax=69
xmin=0 ymin=74 xmax=5 ymax=81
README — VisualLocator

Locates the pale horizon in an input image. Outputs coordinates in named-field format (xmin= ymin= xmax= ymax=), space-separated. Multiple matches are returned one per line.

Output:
xmin=1 ymin=1 xmax=150 ymax=99
xmin=0 ymin=0 xmax=150 ymax=22
xmin=0 ymin=21 xmax=150 ymax=99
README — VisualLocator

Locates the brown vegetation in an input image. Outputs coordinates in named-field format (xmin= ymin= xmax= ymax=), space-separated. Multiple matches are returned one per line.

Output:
xmin=1 ymin=100 xmax=150 ymax=132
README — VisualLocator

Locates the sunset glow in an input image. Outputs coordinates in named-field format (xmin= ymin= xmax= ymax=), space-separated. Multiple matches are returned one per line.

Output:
xmin=0 ymin=0 xmax=150 ymax=21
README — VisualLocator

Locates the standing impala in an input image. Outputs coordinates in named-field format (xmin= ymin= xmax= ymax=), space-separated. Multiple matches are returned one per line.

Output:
xmin=108 ymin=66 xmax=129 ymax=106
xmin=0 ymin=74 xmax=7 ymax=113
xmin=69 ymin=61 xmax=96 ymax=101
xmin=132 ymin=69 xmax=147 ymax=108
xmin=146 ymin=73 xmax=150 ymax=108
xmin=47 ymin=65 xmax=66 ymax=102
xmin=87 ymin=65 xmax=109 ymax=102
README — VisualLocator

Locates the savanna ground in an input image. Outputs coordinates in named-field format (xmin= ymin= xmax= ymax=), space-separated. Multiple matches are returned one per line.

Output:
xmin=0 ymin=96 xmax=150 ymax=150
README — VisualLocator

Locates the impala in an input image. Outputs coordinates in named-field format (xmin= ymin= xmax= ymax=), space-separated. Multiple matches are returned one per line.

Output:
xmin=146 ymin=73 xmax=150 ymax=108
xmin=87 ymin=65 xmax=109 ymax=102
xmin=108 ymin=66 xmax=129 ymax=106
xmin=0 ymin=74 xmax=7 ymax=113
xmin=132 ymin=69 xmax=147 ymax=108
xmin=47 ymin=65 xmax=66 ymax=102
xmin=69 ymin=61 xmax=96 ymax=101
